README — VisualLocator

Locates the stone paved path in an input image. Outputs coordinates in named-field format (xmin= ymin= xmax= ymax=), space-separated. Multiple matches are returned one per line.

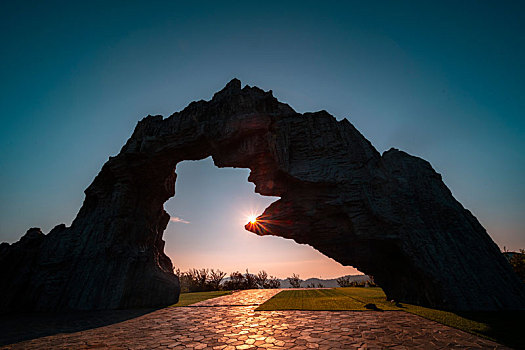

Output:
xmin=192 ymin=289 xmax=282 ymax=307
xmin=0 ymin=289 xmax=508 ymax=349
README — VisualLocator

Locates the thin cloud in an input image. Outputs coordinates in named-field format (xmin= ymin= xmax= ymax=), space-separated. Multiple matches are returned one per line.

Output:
xmin=170 ymin=216 xmax=190 ymax=224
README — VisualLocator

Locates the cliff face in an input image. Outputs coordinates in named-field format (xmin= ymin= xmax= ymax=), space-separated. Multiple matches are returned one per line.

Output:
xmin=1 ymin=79 xmax=524 ymax=312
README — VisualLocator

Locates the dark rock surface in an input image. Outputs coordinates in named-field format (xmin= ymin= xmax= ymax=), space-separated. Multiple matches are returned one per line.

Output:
xmin=1 ymin=79 xmax=524 ymax=312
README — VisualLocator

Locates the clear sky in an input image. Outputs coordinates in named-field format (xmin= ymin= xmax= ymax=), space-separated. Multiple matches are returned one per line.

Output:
xmin=1 ymin=1 xmax=524 ymax=278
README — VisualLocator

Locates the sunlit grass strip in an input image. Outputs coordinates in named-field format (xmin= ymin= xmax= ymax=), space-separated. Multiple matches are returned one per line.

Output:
xmin=256 ymin=288 xmax=398 ymax=311
xmin=256 ymin=289 xmax=365 ymax=310
xmin=170 ymin=290 xmax=231 ymax=307
xmin=256 ymin=287 xmax=524 ymax=349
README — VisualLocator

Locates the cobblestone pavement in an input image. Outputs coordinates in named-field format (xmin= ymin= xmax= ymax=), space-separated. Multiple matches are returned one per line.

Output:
xmin=1 ymin=289 xmax=508 ymax=349
xmin=192 ymin=289 xmax=282 ymax=307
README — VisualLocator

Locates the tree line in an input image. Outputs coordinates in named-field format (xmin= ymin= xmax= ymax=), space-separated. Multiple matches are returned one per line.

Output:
xmin=174 ymin=268 xmax=377 ymax=292
xmin=174 ymin=268 xmax=282 ymax=292
xmin=336 ymin=275 xmax=376 ymax=287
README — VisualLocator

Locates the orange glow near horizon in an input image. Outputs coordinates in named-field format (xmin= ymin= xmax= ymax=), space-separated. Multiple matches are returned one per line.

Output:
xmin=164 ymin=158 xmax=363 ymax=279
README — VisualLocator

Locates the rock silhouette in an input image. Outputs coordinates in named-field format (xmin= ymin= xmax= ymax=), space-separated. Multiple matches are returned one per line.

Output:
xmin=1 ymin=79 xmax=524 ymax=312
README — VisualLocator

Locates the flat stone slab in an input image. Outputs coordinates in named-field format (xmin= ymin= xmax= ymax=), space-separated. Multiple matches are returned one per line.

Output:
xmin=1 ymin=290 xmax=508 ymax=349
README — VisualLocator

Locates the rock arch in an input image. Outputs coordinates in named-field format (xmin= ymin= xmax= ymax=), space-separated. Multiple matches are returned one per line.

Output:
xmin=1 ymin=79 xmax=524 ymax=312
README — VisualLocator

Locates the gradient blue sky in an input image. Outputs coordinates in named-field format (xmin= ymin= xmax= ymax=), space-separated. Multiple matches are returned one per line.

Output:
xmin=1 ymin=1 xmax=524 ymax=278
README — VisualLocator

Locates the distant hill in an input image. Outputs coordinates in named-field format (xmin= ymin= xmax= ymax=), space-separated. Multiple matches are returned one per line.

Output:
xmin=219 ymin=274 xmax=371 ymax=288
xmin=279 ymin=274 xmax=370 ymax=288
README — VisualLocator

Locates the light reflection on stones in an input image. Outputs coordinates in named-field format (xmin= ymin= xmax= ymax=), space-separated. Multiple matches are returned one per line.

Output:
xmin=4 ymin=290 xmax=508 ymax=349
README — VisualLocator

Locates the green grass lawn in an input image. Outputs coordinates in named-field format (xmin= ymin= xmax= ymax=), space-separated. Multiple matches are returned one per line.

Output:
xmin=256 ymin=287 xmax=524 ymax=349
xmin=170 ymin=290 xmax=231 ymax=307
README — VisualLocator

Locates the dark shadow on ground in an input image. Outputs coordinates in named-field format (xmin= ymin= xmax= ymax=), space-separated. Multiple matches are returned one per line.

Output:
xmin=0 ymin=308 xmax=158 ymax=346
xmin=453 ymin=311 xmax=525 ymax=350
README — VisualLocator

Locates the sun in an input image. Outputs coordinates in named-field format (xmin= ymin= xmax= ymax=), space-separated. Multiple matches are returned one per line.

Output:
xmin=247 ymin=215 xmax=257 ymax=224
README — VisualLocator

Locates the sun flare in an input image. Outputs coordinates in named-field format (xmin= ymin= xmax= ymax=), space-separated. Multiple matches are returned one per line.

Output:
xmin=247 ymin=215 xmax=257 ymax=224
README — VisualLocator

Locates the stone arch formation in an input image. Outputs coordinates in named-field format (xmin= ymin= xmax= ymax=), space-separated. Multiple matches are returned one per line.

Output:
xmin=1 ymin=79 xmax=524 ymax=313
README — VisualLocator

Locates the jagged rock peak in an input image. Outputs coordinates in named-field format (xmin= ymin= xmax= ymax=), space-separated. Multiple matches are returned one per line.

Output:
xmin=20 ymin=227 xmax=44 ymax=243
xmin=212 ymin=78 xmax=242 ymax=100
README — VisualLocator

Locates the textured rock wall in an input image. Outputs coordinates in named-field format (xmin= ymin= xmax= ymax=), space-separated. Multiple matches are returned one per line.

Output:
xmin=1 ymin=79 xmax=524 ymax=312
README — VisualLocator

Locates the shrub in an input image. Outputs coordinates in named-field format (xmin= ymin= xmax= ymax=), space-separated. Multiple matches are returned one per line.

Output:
xmin=223 ymin=271 xmax=246 ymax=290
xmin=256 ymin=270 xmax=268 ymax=288
xmin=254 ymin=270 xmax=281 ymax=289
xmin=266 ymin=276 xmax=281 ymax=289
xmin=336 ymin=276 xmax=353 ymax=287
xmin=208 ymin=269 xmax=227 ymax=290
xmin=244 ymin=269 xmax=259 ymax=289
xmin=192 ymin=268 xmax=209 ymax=290
xmin=287 ymin=273 xmax=302 ymax=288
xmin=509 ymin=249 xmax=525 ymax=283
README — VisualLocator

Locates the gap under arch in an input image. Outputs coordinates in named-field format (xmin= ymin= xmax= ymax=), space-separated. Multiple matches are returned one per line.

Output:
xmin=163 ymin=156 xmax=363 ymax=279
